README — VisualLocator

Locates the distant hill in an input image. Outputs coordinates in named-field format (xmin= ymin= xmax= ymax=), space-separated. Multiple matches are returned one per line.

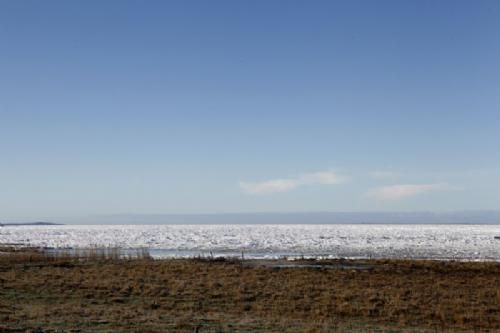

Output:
xmin=0 ymin=222 xmax=62 ymax=226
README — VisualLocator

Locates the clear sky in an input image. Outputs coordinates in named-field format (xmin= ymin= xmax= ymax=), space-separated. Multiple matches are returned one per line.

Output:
xmin=1 ymin=1 xmax=499 ymax=221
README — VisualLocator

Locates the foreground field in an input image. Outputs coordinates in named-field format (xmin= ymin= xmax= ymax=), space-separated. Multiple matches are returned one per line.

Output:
xmin=0 ymin=250 xmax=499 ymax=332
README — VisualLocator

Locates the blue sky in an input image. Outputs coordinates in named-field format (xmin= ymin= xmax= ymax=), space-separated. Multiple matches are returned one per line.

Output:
xmin=1 ymin=1 xmax=499 ymax=221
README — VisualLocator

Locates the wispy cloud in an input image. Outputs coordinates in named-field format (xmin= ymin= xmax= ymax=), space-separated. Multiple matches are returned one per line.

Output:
xmin=240 ymin=170 xmax=345 ymax=195
xmin=366 ymin=183 xmax=452 ymax=201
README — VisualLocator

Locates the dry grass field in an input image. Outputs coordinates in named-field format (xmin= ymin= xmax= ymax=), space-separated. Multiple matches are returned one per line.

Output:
xmin=0 ymin=248 xmax=499 ymax=332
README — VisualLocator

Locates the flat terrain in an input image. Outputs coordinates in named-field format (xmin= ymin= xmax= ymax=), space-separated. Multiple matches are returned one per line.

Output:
xmin=0 ymin=250 xmax=499 ymax=332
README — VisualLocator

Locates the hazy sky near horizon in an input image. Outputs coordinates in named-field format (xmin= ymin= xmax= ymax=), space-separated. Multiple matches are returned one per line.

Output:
xmin=1 ymin=1 xmax=499 ymax=220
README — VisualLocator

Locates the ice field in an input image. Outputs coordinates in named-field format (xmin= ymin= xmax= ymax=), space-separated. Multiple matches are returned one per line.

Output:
xmin=1 ymin=224 xmax=500 ymax=260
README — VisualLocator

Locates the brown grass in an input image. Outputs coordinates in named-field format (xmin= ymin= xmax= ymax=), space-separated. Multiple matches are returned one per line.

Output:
xmin=0 ymin=248 xmax=498 ymax=332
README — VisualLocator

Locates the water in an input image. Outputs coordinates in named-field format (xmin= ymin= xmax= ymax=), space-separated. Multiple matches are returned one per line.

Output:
xmin=1 ymin=224 xmax=499 ymax=260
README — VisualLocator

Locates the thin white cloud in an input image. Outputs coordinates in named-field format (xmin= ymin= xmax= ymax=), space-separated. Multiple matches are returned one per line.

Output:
xmin=239 ymin=179 xmax=298 ymax=194
xmin=240 ymin=170 xmax=345 ymax=195
xmin=366 ymin=183 xmax=452 ymax=201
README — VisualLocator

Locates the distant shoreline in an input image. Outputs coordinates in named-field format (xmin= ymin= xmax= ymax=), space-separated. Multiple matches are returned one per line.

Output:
xmin=0 ymin=222 xmax=62 ymax=226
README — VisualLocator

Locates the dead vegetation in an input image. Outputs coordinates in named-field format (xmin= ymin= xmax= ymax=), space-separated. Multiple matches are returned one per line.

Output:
xmin=0 ymin=248 xmax=498 ymax=332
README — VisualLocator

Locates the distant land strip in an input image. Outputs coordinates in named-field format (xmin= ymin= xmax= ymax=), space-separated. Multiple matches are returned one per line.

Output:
xmin=0 ymin=222 xmax=62 ymax=226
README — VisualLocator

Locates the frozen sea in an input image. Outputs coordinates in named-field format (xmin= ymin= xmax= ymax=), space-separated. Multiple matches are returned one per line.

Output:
xmin=1 ymin=224 xmax=500 ymax=260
